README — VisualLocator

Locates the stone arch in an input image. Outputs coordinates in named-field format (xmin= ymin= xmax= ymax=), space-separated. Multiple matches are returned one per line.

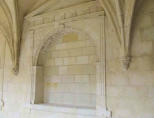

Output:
xmin=31 ymin=25 xmax=98 ymax=106
xmin=33 ymin=26 xmax=96 ymax=66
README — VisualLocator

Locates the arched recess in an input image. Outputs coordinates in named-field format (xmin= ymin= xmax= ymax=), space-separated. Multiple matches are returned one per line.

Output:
xmin=31 ymin=27 xmax=98 ymax=108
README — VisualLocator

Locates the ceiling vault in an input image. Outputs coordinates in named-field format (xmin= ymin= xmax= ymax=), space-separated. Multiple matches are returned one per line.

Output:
xmin=25 ymin=0 xmax=59 ymax=18
xmin=98 ymin=0 xmax=137 ymax=70
xmin=0 ymin=0 xmax=143 ymax=74
xmin=0 ymin=0 xmax=21 ymax=74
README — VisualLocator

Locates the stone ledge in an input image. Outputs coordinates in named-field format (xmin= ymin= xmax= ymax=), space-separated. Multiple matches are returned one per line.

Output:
xmin=30 ymin=104 xmax=96 ymax=116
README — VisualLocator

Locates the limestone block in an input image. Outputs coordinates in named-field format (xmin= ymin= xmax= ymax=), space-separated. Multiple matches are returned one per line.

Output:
xmin=89 ymin=78 xmax=96 ymax=86
xmin=151 ymin=12 xmax=154 ymax=25
xmin=59 ymin=50 xmax=70 ymax=58
xmin=66 ymin=41 xmax=85 ymax=49
xmin=62 ymin=93 xmax=75 ymax=105
xmin=89 ymin=75 xmax=96 ymax=79
xmin=83 ymin=47 xmax=96 ymax=55
xmin=75 ymin=94 xmax=95 ymax=107
xmin=63 ymin=32 xmax=78 ymax=43
xmin=128 ymin=71 xmax=154 ymax=86
xmin=114 ymin=109 xmax=133 ymax=118
xmin=131 ymin=40 xmax=153 ymax=56
xmin=68 ymin=48 xmax=83 ymax=57
xmin=107 ymin=86 xmax=149 ymax=97
xmin=48 ymin=93 xmax=63 ymax=104
xmin=106 ymin=36 xmax=120 ymax=60
xmin=34 ymin=18 xmax=43 ymax=25
xmin=75 ymin=83 xmax=91 ymax=94
xmin=55 ymin=43 xmax=67 ymax=50
xmin=45 ymin=83 xmax=62 ymax=94
xmin=44 ymin=66 xmax=59 ymax=76
xmin=64 ymin=57 xmax=76 ymax=65
xmin=137 ymin=14 xmax=152 ymax=28
xmin=89 ymin=84 xmax=96 ymax=94
xmin=107 ymin=71 xmax=129 ymax=86
xmin=44 ymin=82 xmax=58 ymax=91
xmin=76 ymin=56 xmax=89 ymax=64
xmin=140 ymin=26 xmax=154 ymax=41
xmin=130 ymin=56 xmax=153 ymax=71
xmin=52 ymin=51 xmax=60 ymax=58
xmin=44 ymin=59 xmax=55 ymax=66
xmin=55 ymin=58 xmax=64 ymax=65
xmin=106 ymin=58 xmax=121 ymax=72
xmin=56 ymin=41 xmax=88 ymax=50
xmin=61 ymin=75 xmax=74 ymax=83
xmin=59 ymin=66 xmax=68 ymax=75
xmin=68 ymin=65 xmax=96 ymax=75
xmin=121 ymin=87 xmax=148 ymax=97
xmin=107 ymin=86 xmax=124 ymax=97
xmin=89 ymin=55 xmax=96 ymax=63
xmin=50 ymin=76 xmax=61 ymax=83
xmin=43 ymin=16 xmax=52 ymax=24
xmin=145 ymin=98 xmax=154 ymax=110
xmin=75 ymin=75 xmax=89 ymax=83
xmin=148 ymin=86 xmax=154 ymax=98
xmin=107 ymin=96 xmax=145 ymax=112
xmin=59 ymin=83 xmax=76 ymax=93
xmin=85 ymin=40 xmax=95 ymax=47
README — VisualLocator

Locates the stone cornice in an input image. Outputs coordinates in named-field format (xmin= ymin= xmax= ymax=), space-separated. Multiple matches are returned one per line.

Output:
xmin=27 ymin=11 xmax=105 ymax=30
xmin=25 ymin=1 xmax=103 ymax=29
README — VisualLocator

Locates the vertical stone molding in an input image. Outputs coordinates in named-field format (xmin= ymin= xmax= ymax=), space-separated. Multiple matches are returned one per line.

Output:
xmin=0 ymin=38 xmax=6 ymax=111
xmin=96 ymin=16 xmax=111 ymax=118
xmin=31 ymin=66 xmax=43 ymax=104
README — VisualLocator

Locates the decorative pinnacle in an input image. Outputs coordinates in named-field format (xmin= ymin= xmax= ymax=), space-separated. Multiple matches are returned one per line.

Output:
xmin=121 ymin=56 xmax=131 ymax=70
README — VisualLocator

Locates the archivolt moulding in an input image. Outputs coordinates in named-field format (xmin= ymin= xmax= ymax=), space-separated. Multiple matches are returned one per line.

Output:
xmin=32 ymin=25 xmax=96 ymax=67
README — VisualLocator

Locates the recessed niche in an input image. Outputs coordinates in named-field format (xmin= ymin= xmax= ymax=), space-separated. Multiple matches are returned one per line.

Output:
xmin=34 ymin=32 xmax=96 ymax=109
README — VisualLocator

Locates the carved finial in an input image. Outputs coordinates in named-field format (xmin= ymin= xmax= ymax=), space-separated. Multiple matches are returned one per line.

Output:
xmin=12 ymin=64 xmax=19 ymax=75
xmin=121 ymin=56 xmax=131 ymax=70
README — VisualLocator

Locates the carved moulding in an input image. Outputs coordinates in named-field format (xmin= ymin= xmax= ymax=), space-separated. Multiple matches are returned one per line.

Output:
xmin=0 ymin=0 xmax=21 ymax=74
xmin=26 ymin=1 xmax=103 ymax=29
xmin=30 ymin=12 xmax=108 ymax=117
xmin=31 ymin=26 xmax=95 ymax=106
xmin=98 ymin=0 xmax=137 ymax=70
xmin=32 ymin=25 xmax=94 ymax=66
xmin=31 ymin=10 xmax=105 ymax=66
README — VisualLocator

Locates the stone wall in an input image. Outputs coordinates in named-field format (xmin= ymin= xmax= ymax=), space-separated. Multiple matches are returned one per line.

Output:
xmin=106 ymin=0 xmax=154 ymax=118
xmin=0 ymin=0 xmax=153 ymax=118
xmin=39 ymin=32 xmax=96 ymax=108
xmin=24 ymin=2 xmax=103 ymax=117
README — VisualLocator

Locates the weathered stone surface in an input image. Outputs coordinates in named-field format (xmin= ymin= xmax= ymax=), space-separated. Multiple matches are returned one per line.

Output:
xmin=0 ymin=0 xmax=154 ymax=118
